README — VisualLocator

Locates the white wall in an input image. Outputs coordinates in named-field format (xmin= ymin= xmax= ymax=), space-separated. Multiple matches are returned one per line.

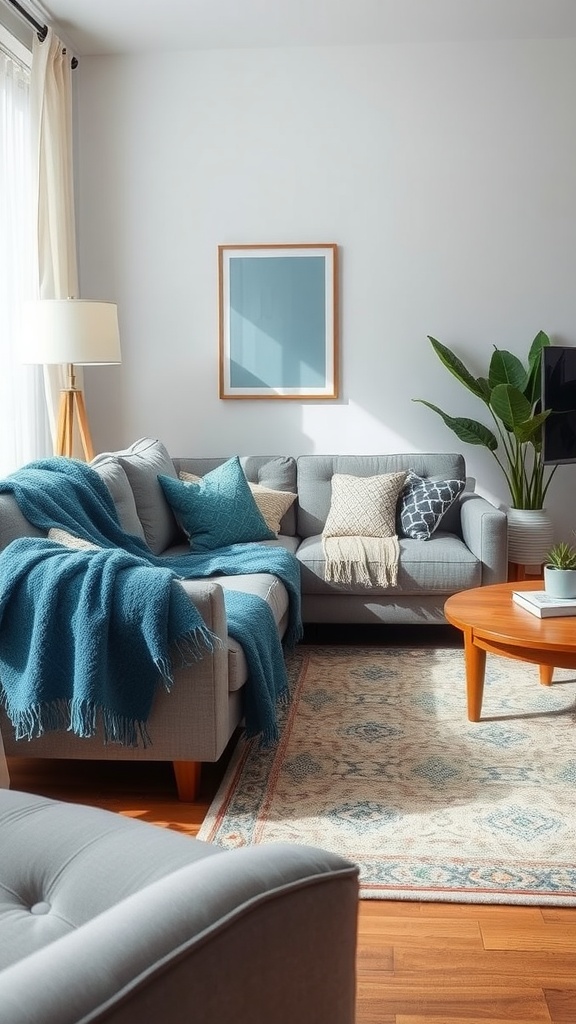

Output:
xmin=76 ymin=39 xmax=576 ymax=537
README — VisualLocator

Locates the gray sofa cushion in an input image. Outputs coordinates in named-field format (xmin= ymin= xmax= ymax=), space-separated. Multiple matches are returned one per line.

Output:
xmin=297 ymin=531 xmax=481 ymax=595
xmin=90 ymin=454 xmax=146 ymax=541
xmin=116 ymin=438 xmax=184 ymax=554
xmin=173 ymin=456 xmax=298 ymax=536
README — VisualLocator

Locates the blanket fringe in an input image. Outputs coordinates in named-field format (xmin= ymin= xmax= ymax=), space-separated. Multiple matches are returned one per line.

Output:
xmin=155 ymin=625 xmax=221 ymax=691
xmin=1 ymin=627 xmax=219 ymax=749
xmin=322 ymin=535 xmax=400 ymax=587
xmin=1 ymin=691 xmax=152 ymax=748
xmin=173 ymin=625 xmax=220 ymax=666
xmin=3 ymin=697 xmax=70 ymax=740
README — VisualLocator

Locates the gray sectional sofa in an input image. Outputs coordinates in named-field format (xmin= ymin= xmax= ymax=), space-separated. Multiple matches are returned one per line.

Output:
xmin=0 ymin=439 xmax=507 ymax=798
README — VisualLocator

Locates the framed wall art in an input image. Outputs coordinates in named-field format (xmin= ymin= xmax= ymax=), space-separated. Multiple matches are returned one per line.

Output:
xmin=218 ymin=242 xmax=339 ymax=399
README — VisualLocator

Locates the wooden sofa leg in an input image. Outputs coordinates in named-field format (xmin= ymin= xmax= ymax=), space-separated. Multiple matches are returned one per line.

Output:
xmin=172 ymin=760 xmax=201 ymax=801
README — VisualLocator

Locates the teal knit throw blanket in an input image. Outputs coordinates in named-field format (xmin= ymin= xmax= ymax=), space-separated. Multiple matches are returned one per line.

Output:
xmin=0 ymin=458 xmax=302 ymax=747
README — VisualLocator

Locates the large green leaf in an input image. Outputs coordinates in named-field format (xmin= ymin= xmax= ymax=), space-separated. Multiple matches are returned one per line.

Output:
xmin=476 ymin=376 xmax=492 ymax=402
xmin=525 ymin=330 xmax=550 ymax=406
xmin=513 ymin=409 xmax=550 ymax=443
xmin=488 ymin=349 xmax=527 ymax=392
xmin=413 ymin=400 xmax=498 ymax=450
xmin=528 ymin=330 xmax=550 ymax=368
xmin=489 ymin=384 xmax=532 ymax=430
xmin=427 ymin=337 xmax=487 ymax=402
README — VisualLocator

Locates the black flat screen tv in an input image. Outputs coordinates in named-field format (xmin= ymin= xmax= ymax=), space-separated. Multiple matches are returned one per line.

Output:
xmin=542 ymin=345 xmax=576 ymax=465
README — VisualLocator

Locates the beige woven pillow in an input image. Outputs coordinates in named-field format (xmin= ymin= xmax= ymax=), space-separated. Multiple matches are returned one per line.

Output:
xmin=179 ymin=471 xmax=296 ymax=535
xmin=248 ymin=483 xmax=296 ymax=534
xmin=48 ymin=528 xmax=101 ymax=551
xmin=323 ymin=471 xmax=407 ymax=538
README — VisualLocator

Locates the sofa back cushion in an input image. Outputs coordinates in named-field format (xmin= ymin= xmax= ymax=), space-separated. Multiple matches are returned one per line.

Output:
xmin=90 ymin=454 xmax=146 ymax=541
xmin=115 ymin=438 xmax=185 ymax=554
xmin=0 ymin=495 xmax=44 ymax=551
xmin=296 ymin=454 xmax=466 ymax=539
xmin=173 ymin=456 xmax=298 ymax=536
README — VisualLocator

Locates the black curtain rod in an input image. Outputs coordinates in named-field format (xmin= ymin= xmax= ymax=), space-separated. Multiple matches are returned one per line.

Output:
xmin=5 ymin=0 xmax=78 ymax=67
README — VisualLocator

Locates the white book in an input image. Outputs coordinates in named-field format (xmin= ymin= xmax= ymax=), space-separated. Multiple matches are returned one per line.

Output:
xmin=512 ymin=590 xmax=576 ymax=618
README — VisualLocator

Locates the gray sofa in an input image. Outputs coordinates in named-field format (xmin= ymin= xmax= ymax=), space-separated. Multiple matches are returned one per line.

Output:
xmin=0 ymin=439 xmax=507 ymax=799
xmin=0 ymin=788 xmax=359 ymax=1024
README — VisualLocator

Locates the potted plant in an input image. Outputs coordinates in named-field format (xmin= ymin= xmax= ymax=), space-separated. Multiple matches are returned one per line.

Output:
xmin=543 ymin=539 xmax=576 ymax=599
xmin=414 ymin=331 xmax=558 ymax=565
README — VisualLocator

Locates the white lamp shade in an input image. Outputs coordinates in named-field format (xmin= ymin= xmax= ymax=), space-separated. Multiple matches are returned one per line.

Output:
xmin=21 ymin=299 xmax=121 ymax=365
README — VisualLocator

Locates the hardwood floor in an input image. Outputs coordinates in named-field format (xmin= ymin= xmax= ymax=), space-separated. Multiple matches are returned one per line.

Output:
xmin=6 ymin=625 xmax=576 ymax=1023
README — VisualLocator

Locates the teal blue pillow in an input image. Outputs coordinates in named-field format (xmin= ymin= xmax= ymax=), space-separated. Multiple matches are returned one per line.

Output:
xmin=158 ymin=456 xmax=275 ymax=551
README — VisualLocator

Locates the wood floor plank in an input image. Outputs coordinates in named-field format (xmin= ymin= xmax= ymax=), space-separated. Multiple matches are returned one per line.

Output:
xmin=397 ymin=1018 xmax=548 ymax=1024
xmin=541 ymin=908 xmax=576 ymax=921
xmin=418 ymin=902 xmax=545 ymax=921
xmin=481 ymin=921 xmax=576 ymax=953
xmin=356 ymin=982 xmax=552 ymax=1021
xmin=356 ymin=944 xmax=394 ymax=973
xmin=353 ymin=1005 xmax=395 ymax=1024
xmin=359 ymin=899 xmax=425 ymax=917
xmin=357 ymin=915 xmax=483 ymax=947
xmin=543 ymin=989 xmax=576 ymax=1023
xmin=394 ymin=946 xmax=576 ymax=981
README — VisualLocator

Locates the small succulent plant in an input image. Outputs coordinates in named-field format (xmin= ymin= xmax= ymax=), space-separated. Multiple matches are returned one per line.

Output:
xmin=545 ymin=539 xmax=576 ymax=570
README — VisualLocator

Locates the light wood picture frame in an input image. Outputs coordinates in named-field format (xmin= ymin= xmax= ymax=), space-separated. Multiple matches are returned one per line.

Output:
xmin=218 ymin=243 xmax=339 ymax=399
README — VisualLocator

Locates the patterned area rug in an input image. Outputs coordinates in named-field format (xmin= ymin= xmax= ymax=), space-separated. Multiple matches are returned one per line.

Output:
xmin=198 ymin=646 xmax=576 ymax=904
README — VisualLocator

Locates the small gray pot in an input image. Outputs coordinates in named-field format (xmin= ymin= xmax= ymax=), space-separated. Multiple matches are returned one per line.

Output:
xmin=544 ymin=565 xmax=576 ymax=599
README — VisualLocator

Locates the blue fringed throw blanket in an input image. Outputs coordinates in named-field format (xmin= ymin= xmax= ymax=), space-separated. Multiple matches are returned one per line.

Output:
xmin=0 ymin=458 xmax=302 ymax=747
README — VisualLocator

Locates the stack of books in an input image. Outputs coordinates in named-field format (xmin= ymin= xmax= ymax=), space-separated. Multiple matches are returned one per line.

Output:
xmin=512 ymin=590 xmax=576 ymax=618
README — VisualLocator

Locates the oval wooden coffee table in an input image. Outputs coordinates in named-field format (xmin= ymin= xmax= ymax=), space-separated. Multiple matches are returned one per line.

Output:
xmin=444 ymin=580 xmax=576 ymax=721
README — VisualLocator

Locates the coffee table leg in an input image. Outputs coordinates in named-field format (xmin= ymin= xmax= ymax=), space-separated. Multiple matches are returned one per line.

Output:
xmin=539 ymin=665 xmax=554 ymax=686
xmin=463 ymin=633 xmax=486 ymax=721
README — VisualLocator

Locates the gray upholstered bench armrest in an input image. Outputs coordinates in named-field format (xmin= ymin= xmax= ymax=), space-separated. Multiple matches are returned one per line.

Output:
xmin=0 ymin=843 xmax=359 ymax=1024
xmin=459 ymin=492 xmax=508 ymax=585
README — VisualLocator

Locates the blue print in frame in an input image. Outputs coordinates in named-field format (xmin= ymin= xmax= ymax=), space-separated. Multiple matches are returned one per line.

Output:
xmin=218 ymin=243 xmax=339 ymax=399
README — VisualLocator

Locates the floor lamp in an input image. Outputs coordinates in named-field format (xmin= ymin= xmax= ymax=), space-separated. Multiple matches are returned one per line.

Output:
xmin=22 ymin=299 xmax=121 ymax=461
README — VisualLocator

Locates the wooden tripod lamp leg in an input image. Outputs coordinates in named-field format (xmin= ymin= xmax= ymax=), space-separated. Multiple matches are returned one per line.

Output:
xmin=73 ymin=389 xmax=95 ymax=461
xmin=55 ymin=390 xmax=75 ymax=458
xmin=55 ymin=387 xmax=95 ymax=462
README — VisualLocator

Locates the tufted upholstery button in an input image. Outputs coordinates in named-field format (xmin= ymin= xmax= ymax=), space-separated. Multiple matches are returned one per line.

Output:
xmin=30 ymin=902 xmax=51 ymax=915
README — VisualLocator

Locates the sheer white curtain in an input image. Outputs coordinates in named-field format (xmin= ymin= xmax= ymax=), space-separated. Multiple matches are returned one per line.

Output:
xmin=0 ymin=46 xmax=51 ymax=474
xmin=30 ymin=27 xmax=80 ymax=443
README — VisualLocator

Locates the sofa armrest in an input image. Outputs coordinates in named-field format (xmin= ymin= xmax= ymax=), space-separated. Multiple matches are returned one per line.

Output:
xmin=152 ymin=578 xmax=233 ymax=762
xmin=177 ymin=578 xmax=228 ymax=641
xmin=459 ymin=492 xmax=508 ymax=585
xmin=0 ymin=843 xmax=359 ymax=1024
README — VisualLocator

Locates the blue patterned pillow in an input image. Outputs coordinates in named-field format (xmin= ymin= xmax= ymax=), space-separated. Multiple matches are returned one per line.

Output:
xmin=398 ymin=471 xmax=464 ymax=540
xmin=158 ymin=457 xmax=275 ymax=551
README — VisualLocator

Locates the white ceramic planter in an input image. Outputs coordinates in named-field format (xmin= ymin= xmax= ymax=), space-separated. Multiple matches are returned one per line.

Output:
xmin=507 ymin=508 xmax=554 ymax=566
xmin=544 ymin=565 xmax=576 ymax=599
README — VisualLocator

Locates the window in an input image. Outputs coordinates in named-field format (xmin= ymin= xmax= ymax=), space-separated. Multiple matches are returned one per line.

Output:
xmin=0 ymin=26 xmax=50 ymax=474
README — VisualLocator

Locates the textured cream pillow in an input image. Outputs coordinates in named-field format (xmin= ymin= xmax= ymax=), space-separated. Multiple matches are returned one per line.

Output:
xmin=48 ymin=528 xmax=101 ymax=551
xmin=248 ymin=483 xmax=296 ymax=535
xmin=179 ymin=471 xmax=296 ymax=535
xmin=323 ymin=471 xmax=407 ymax=537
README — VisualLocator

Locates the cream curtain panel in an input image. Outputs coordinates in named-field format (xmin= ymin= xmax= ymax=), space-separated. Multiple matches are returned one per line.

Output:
xmin=0 ymin=46 xmax=50 ymax=474
xmin=30 ymin=27 xmax=81 ymax=443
